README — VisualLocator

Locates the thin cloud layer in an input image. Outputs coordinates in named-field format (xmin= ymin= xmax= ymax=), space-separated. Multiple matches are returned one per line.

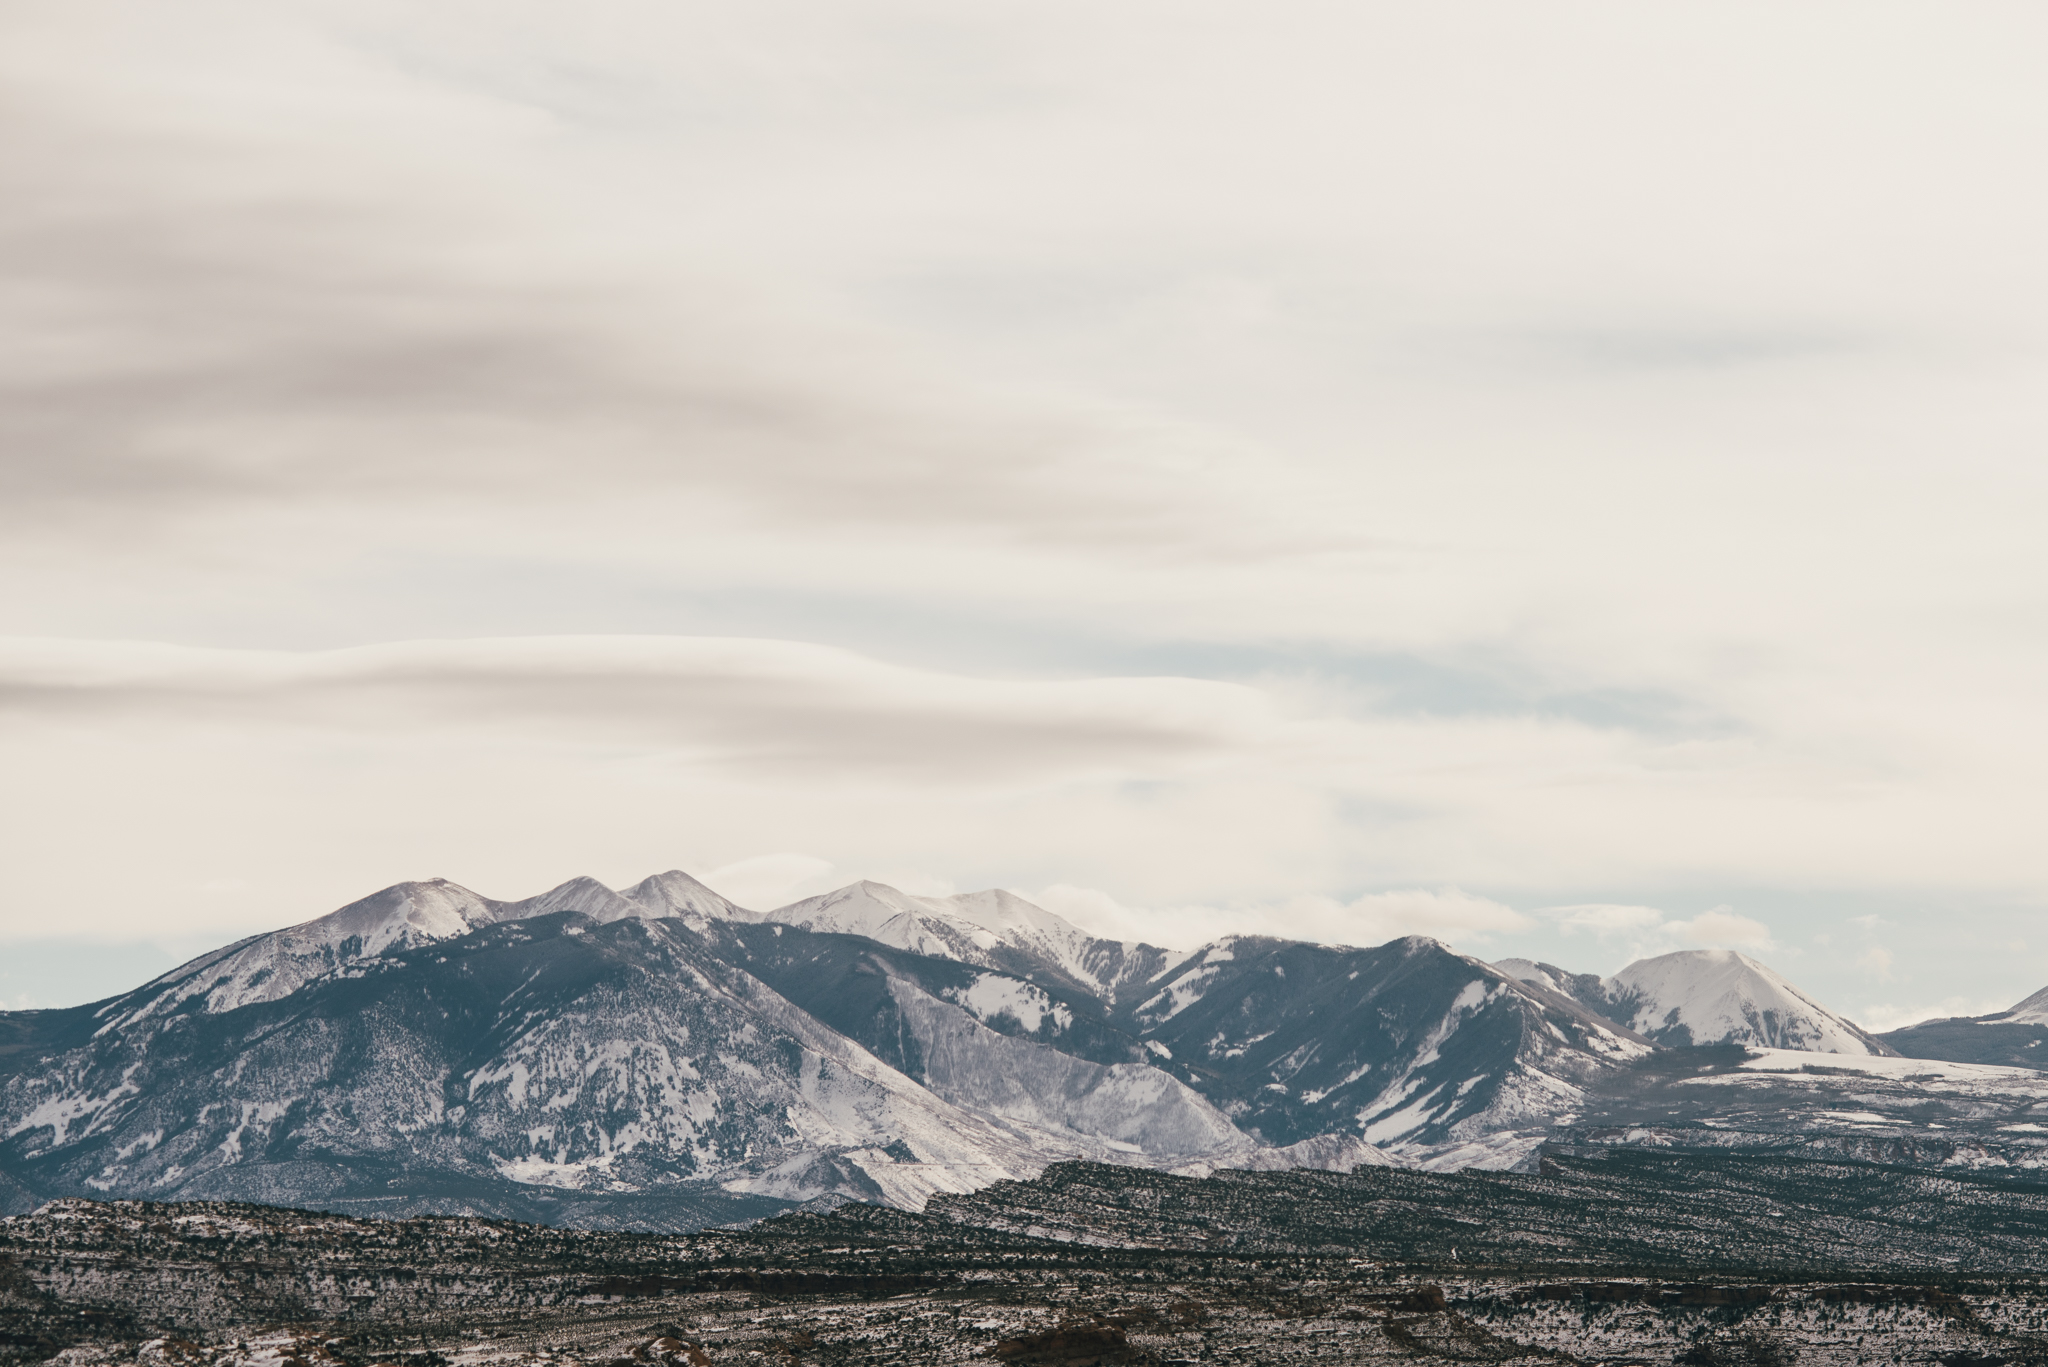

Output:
xmin=1029 ymin=884 xmax=1526 ymax=955
xmin=0 ymin=635 xmax=1272 ymax=784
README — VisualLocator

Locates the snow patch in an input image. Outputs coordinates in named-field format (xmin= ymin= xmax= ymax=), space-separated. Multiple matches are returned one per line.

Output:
xmin=948 ymin=973 xmax=1072 ymax=1035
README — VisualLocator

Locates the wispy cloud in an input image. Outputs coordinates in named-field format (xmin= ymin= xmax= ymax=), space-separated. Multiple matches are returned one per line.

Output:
xmin=1030 ymin=883 xmax=1529 ymax=955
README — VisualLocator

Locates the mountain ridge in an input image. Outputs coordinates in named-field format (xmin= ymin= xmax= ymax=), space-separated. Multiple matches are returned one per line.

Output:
xmin=9 ymin=866 xmax=2038 ymax=1230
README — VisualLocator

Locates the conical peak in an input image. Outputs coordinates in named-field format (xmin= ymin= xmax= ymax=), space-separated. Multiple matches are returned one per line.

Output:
xmin=508 ymin=877 xmax=644 ymax=924
xmin=621 ymin=869 xmax=754 ymax=922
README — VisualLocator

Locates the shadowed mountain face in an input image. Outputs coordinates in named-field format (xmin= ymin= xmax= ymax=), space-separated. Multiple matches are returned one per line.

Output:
xmin=1116 ymin=936 xmax=1649 ymax=1152
xmin=701 ymin=922 xmax=1646 ymax=1162
xmin=1873 ymin=983 xmax=2048 ymax=1070
xmin=1882 ymin=1017 xmax=2048 ymax=1069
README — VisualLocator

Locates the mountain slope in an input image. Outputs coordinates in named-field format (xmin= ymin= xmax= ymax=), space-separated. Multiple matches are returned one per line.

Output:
xmin=703 ymin=921 xmax=1246 ymax=1160
xmin=98 ymin=878 xmax=507 ymax=1027
xmin=765 ymin=882 xmax=1184 ymax=1006
xmin=0 ymin=910 xmax=1133 ymax=1218
xmin=1878 ymin=983 xmax=2048 ymax=1069
xmin=1602 ymin=950 xmax=1892 ymax=1054
xmin=1117 ymin=935 xmax=1651 ymax=1161
xmin=620 ymin=869 xmax=761 ymax=926
xmin=750 ymin=894 xmax=1659 ymax=1166
xmin=96 ymin=871 xmax=754 ymax=1033
xmin=1997 ymin=985 xmax=2048 ymax=1027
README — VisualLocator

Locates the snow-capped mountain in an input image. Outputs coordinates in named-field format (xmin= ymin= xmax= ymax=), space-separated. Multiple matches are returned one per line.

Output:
xmin=0 ymin=906 xmax=1225 ymax=1226
xmin=757 ymin=887 xmax=1660 ymax=1163
xmin=622 ymin=870 xmax=762 ymax=924
xmin=12 ymin=866 xmax=1947 ymax=1231
xmin=100 ymin=870 xmax=753 ymax=1031
xmin=1496 ymin=949 xmax=1893 ymax=1055
xmin=765 ymin=883 xmax=1184 ymax=1005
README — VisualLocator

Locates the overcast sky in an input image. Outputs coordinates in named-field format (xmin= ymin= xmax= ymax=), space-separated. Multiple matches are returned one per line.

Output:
xmin=4 ymin=1 xmax=2046 ymax=1028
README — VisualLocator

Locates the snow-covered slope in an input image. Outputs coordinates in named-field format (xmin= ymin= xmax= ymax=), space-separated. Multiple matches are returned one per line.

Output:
xmin=1988 ymin=984 xmax=2048 ymax=1027
xmin=620 ymin=869 xmax=761 ymax=926
xmin=769 ymin=882 xmax=1001 ymax=963
xmin=880 ymin=974 xmax=1251 ymax=1159
xmin=706 ymin=918 xmax=1244 ymax=1161
xmin=100 ymin=871 xmax=756 ymax=1030
xmin=1601 ymin=949 xmax=1892 ymax=1055
xmin=101 ymin=879 xmax=506 ymax=1027
xmin=938 ymin=889 xmax=1190 ymax=1002
xmin=765 ymin=882 xmax=1184 ymax=1004
xmin=1 ymin=910 xmax=1158 ymax=1216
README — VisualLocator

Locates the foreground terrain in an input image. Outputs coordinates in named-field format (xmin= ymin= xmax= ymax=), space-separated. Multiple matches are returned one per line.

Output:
xmin=13 ymin=1151 xmax=2048 ymax=1364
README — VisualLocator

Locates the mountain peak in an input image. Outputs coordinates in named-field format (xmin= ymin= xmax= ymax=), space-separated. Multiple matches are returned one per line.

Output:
xmin=621 ymin=869 xmax=759 ymax=924
xmin=765 ymin=882 xmax=1185 ymax=1004
xmin=1605 ymin=948 xmax=1891 ymax=1055
xmin=503 ymin=876 xmax=646 ymax=924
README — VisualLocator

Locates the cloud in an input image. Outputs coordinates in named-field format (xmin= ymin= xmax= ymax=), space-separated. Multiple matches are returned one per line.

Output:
xmin=5 ymin=0 xmax=2048 ymax=1023
xmin=0 ymin=9 xmax=1302 ymax=575
xmin=0 ymin=635 xmax=1273 ymax=786
xmin=1855 ymin=945 xmax=1895 ymax=981
xmin=1326 ymin=888 xmax=1531 ymax=945
xmin=703 ymin=852 xmax=835 ymax=911
xmin=1030 ymin=883 xmax=1526 ymax=955
xmin=1549 ymin=903 xmax=1666 ymax=936
xmin=1852 ymin=995 xmax=2019 ymax=1035
xmin=1666 ymin=908 xmax=1774 ymax=951
xmin=1543 ymin=902 xmax=1774 ymax=956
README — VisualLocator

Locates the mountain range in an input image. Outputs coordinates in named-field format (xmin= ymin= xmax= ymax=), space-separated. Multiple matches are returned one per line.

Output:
xmin=5 ymin=869 xmax=2045 ymax=1228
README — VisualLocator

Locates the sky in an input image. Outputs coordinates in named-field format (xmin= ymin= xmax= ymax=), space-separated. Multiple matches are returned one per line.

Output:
xmin=3 ymin=1 xmax=2046 ymax=1029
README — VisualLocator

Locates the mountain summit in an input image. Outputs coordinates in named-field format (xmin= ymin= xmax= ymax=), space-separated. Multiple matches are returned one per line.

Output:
xmin=1496 ymin=948 xmax=1893 ymax=1055
xmin=764 ymin=883 xmax=1183 ymax=1004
